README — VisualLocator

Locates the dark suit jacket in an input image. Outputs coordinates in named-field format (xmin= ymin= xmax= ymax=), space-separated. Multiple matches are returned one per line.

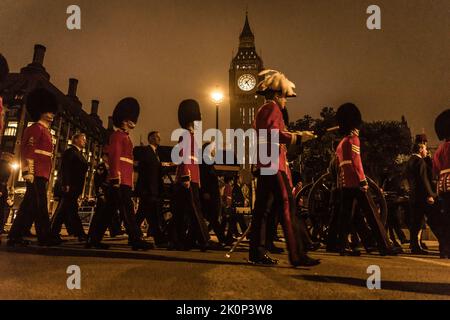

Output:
xmin=134 ymin=145 xmax=163 ymax=198
xmin=406 ymin=154 xmax=436 ymax=203
xmin=60 ymin=146 xmax=89 ymax=196
xmin=199 ymin=163 xmax=220 ymax=200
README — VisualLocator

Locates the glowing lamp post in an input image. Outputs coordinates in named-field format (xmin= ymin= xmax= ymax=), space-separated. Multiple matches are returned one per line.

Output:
xmin=211 ymin=89 xmax=224 ymax=130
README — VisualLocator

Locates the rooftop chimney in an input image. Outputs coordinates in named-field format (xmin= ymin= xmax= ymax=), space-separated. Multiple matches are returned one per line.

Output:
xmin=91 ymin=100 xmax=99 ymax=115
xmin=21 ymin=44 xmax=50 ymax=80
xmin=68 ymin=78 xmax=78 ymax=97
xmin=32 ymin=44 xmax=46 ymax=65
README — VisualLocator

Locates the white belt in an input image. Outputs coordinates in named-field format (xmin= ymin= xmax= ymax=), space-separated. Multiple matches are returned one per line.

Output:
xmin=440 ymin=168 xmax=450 ymax=175
xmin=120 ymin=157 xmax=133 ymax=165
xmin=339 ymin=160 xmax=352 ymax=167
xmin=35 ymin=149 xmax=52 ymax=157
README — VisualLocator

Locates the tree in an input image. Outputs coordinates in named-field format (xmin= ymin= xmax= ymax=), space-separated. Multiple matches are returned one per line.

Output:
xmin=290 ymin=107 xmax=412 ymax=184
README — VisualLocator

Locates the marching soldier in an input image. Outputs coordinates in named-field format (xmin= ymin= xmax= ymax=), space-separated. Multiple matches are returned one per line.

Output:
xmin=86 ymin=97 xmax=151 ymax=250
xmin=50 ymin=133 xmax=88 ymax=241
xmin=432 ymin=109 xmax=450 ymax=258
xmin=250 ymin=69 xmax=319 ymax=266
xmin=7 ymin=88 xmax=61 ymax=247
xmin=170 ymin=99 xmax=210 ymax=251
xmin=200 ymin=142 xmax=227 ymax=246
xmin=335 ymin=103 xmax=398 ymax=256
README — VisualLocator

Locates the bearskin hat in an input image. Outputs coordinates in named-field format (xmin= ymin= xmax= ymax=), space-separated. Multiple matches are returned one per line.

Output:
xmin=178 ymin=99 xmax=201 ymax=128
xmin=336 ymin=103 xmax=362 ymax=135
xmin=256 ymin=69 xmax=296 ymax=98
xmin=26 ymin=88 xmax=58 ymax=122
xmin=0 ymin=54 xmax=8 ymax=83
xmin=112 ymin=97 xmax=140 ymax=128
xmin=414 ymin=134 xmax=428 ymax=144
xmin=434 ymin=109 xmax=450 ymax=141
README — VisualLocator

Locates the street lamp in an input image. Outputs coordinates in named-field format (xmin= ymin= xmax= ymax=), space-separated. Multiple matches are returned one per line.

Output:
xmin=211 ymin=88 xmax=224 ymax=130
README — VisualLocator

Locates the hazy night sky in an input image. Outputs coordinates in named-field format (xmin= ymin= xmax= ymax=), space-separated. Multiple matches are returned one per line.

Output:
xmin=1 ymin=0 xmax=448 ymax=145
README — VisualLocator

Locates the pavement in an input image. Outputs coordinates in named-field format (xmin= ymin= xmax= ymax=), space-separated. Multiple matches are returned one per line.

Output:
xmin=0 ymin=232 xmax=449 ymax=300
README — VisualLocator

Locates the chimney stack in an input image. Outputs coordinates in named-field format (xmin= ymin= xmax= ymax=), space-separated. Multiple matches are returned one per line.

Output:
xmin=108 ymin=116 xmax=114 ymax=130
xmin=32 ymin=44 xmax=46 ymax=65
xmin=68 ymin=78 xmax=78 ymax=97
xmin=91 ymin=100 xmax=99 ymax=115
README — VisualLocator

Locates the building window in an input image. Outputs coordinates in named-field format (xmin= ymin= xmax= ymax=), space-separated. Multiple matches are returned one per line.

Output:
xmin=3 ymin=121 xmax=18 ymax=136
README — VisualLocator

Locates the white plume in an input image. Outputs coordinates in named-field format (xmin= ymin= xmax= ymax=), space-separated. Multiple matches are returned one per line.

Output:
xmin=257 ymin=69 xmax=297 ymax=97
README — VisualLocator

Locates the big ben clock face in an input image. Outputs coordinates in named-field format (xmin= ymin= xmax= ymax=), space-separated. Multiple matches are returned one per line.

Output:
xmin=238 ymin=74 xmax=256 ymax=91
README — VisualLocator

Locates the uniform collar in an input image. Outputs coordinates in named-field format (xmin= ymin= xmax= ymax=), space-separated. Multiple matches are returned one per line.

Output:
xmin=38 ymin=120 xmax=50 ymax=129
xmin=118 ymin=128 xmax=129 ymax=135
xmin=412 ymin=153 xmax=422 ymax=158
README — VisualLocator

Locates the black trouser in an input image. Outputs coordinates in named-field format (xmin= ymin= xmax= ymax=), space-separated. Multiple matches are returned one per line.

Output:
xmin=171 ymin=183 xmax=209 ymax=248
xmin=136 ymin=194 xmax=165 ymax=243
xmin=338 ymin=188 xmax=390 ymax=252
xmin=422 ymin=194 xmax=450 ymax=252
xmin=250 ymin=172 xmax=306 ymax=265
xmin=8 ymin=178 xmax=52 ymax=243
xmin=408 ymin=199 xmax=430 ymax=248
xmin=386 ymin=203 xmax=407 ymax=244
xmin=51 ymin=191 xmax=86 ymax=237
xmin=88 ymin=185 xmax=142 ymax=243
xmin=201 ymin=194 xmax=226 ymax=243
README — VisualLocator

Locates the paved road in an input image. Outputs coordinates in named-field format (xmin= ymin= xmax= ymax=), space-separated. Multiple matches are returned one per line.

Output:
xmin=0 ymin=235 xmax=449 ymax=300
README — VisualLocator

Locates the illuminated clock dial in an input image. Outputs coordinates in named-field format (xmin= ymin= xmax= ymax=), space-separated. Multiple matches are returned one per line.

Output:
xmin=238 ymin=74 xmax=256 ymax=91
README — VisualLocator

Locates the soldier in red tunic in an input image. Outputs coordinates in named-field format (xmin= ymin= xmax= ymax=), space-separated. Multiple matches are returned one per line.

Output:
xmin=7 ymin=88 xmax=61 ymax=247
xmin=250 ymin=70 xmax=319 ymax=266
xmin=86 ymin=98 xmax=152 ymax=250
xmin=433 ymin=109 xmax=450 ymax=258
xmin=335 ymin=103 xmax=398 ymax=256
xmin=170 ymin=99 xmax=209 ymax=250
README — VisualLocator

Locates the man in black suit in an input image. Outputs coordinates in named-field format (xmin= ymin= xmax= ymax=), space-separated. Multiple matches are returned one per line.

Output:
xmin=199 ymin=142 xmax=227 ymax=246
xmin=51 ymin=133 xmax=89 ymax=241
xmin=405 ymin=142 xmax=436 ymax=254
xmin=134 ymin=131 xmax=166 ymax=246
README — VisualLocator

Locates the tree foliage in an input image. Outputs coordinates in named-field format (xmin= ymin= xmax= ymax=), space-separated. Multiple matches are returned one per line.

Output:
xmin=289 ymin=107 xmax=412 ymax=184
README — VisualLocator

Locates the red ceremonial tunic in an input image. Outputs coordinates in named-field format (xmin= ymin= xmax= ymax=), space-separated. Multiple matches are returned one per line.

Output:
xmin=175 ymin=130 xmax=200 ymax=185
xmin=108 ymin=129 xmax=134 ymax=187
xmin=21 ymin=122 xmax=54 ymax=180
xmin=254 ymin=100 xmax=297 ymax=183
xmin=433 ymin=141 xmax=450 ymax=194
xmin=222 ymin=184 xmax=232 ymax=208
xmin=336 ymin=133 xmax=367 ymax=188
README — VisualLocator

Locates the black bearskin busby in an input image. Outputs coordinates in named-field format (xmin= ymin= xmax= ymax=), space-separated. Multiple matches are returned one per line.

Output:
xmin=112 ymin=97 xmax=140 ymax=128
xmin=435 ymin=109 xmax=450 ymax=141
xmin=26 ymin=88 xmax=58 ymax=122
xmin=178 ymin=99 xmax=201 ymax=129
xmin=415 ymin=134 xmax=428 ymax=144
xmin=336 ymin=102 xmax=362 ymax=135
xmin=0 ymin=54 xmax=8 ymax=83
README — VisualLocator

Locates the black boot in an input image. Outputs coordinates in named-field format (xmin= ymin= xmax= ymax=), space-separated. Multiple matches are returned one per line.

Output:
xmin=130 ymin=239 xmax=153 ymax=251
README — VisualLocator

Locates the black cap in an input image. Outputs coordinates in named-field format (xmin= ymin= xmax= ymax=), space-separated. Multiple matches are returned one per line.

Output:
xmin=336 ymin=103 xmax=362 ymax=135
xmin=435 ymin=109 xmax=450 ymax=141
xmin=178 ymin=99 xmax=201 ymax=128
xmin=0 ymin=54 xmax=8 ymax=82
xmin=26 ymin=88 xmax=58 ymax=122
xmin=112 ymin=97 xmax=140 ymax=128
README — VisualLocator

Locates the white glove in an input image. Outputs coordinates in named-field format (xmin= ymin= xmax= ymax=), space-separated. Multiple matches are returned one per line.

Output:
xmin=23 ymin=173 xmax=34 ymax=184
xmin=299 ymin=131 xmax=317 ymax=143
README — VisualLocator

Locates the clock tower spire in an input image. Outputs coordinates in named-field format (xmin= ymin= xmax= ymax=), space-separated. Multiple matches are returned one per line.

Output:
xmin=229 ymin=12 xmax=264 ymax=131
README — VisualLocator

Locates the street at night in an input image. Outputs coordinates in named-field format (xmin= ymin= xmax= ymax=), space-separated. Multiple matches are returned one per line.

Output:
xmin=1 ymin=0 xmax=449 ymax=308
xmin=1 ymin=234 xmax=449 ymax=300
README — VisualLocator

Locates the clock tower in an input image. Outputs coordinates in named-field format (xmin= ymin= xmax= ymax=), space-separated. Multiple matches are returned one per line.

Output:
xmin=229 ymin=12 xmax=265 ymax=131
